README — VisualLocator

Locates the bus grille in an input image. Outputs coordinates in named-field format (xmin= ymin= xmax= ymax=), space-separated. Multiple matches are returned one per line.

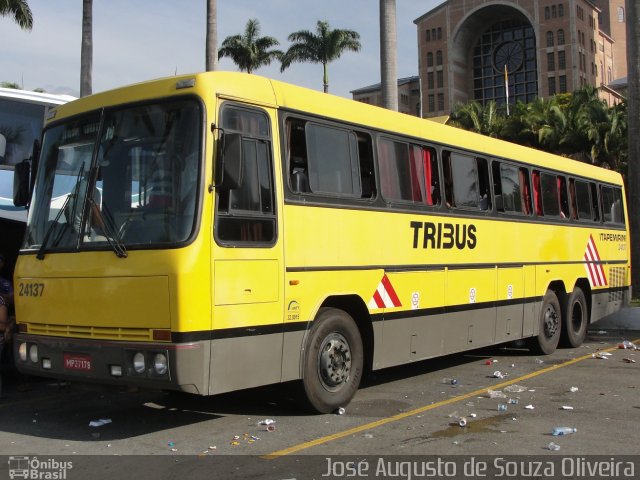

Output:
xmin=608 ymin=267 xmax=626 ymax=303
xmin=26 ymin=324 xmax=153 ymax=341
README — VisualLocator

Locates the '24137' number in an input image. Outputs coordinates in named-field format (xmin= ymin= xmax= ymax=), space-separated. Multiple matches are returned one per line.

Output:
xmin=18 ymin=282 xmax=45 ymax=297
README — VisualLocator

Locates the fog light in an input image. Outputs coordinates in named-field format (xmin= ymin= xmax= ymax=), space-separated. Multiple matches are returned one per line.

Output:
xmin=133 ymin=352 xmax=146 ymax=373
xmin=153 ymin=353 xmax=168 ymax=375
xmin=29 ymin=344 xmax=39 ymax=363
xmin=19 ymin=342 xmax=28 ymax=361
xmin=110 ymin=365 xmax=123 ymax=377
xmin=42 ymin=358 xmax=52 ymax=369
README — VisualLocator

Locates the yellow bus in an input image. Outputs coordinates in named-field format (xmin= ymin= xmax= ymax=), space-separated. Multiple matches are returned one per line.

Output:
xmin=13 ymin=72 xmax=629 ymax=413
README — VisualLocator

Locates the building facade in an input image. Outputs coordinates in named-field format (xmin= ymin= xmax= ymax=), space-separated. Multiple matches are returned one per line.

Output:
xmin=414 ymin=0 xmax=627 ymax=118
xmin=351 ymin=76 xmax=422 ymax=116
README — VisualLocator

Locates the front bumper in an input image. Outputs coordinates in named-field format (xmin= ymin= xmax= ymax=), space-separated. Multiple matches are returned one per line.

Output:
xmin=13 ymin=333 xmax=209 ymax=394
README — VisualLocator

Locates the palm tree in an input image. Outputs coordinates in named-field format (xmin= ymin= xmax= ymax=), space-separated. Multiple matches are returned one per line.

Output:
xmin=280 ymin=20 xmax=361 ymax=93
xmin=80 ymin=0 xmax=92 ymax=97
xmin=380 ymin=0 xmax=398 ymax=111
xmin=448 ymin=100 xmax=504 ymax=137
xmin=0 ymin=0 xmax=33 ymax=30
xmin=218 ymin=19 xmax=283 ymax=74
xmin=625 ymin=0 xmax=640 ymax=297
xmin=205 ymin=0 xmax=217 ymax=71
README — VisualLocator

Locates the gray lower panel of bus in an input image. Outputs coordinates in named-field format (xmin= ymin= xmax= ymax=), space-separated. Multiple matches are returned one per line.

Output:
xmin=373 ymin=302 xmax=538 ymax=370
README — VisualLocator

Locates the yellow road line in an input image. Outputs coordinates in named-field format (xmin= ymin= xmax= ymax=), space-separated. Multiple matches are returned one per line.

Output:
xmin=264 ymin=339 xmax=638 ymax=459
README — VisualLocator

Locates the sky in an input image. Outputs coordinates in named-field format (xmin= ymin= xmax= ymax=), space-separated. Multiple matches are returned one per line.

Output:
xmin=1 ymin=0 xmax=444 ymax=99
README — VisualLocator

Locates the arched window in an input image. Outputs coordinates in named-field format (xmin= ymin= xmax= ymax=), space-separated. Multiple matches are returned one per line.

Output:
xmin=557 ymin=29 xmax=565 ymax=45
xmin=559 ymin=4 xmax=564 ymax=16
xmin=552 ymin=5 xmax=557 ymax=17
xmin=546 ymin=31 xmax=554 ymax=47
xmin=545 ymin=6 xmax=550 ymax=19
xmin=426 ymin=29 xmax=431 ymax=41
xmin=436 ymin=50 xmax=443 ymax=66
xmin=437 ymin=27 xmax=442 ymax=40
xmin=427 ymin=52 xmax=433 ymax=67
xmin=618 ymin=6 xmax=624 ymax=22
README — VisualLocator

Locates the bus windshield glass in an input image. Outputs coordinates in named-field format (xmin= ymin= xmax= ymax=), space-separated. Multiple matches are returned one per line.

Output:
xmin=24 ymin=98 xmax=201 ymax=252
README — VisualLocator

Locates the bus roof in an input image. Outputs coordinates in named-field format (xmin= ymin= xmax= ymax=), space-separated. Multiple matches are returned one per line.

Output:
xmin=0 ymin=87 xmax=76 ymax=106
xmin=50 ymin=72 xmax=623 ymax=186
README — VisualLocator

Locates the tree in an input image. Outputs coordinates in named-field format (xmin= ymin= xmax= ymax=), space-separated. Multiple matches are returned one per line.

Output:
xmin=205 ymin=0 xmax=217 ymax=71
xmin=0 ymin=0 xmax=33 ymax=30
xmin=448 ymin=100 xmax=504 ymax=137
xmin=80 ymin=0 xmax=92 ymax=97
xmin=627 ymin=0 xmax=640 ymax=298
xmin=448 ymin=87 xmax=627 ymax=173
xmin=380 ymin=0 xmax=398 ymax=111
xmin=281 ymin=20 xmax=361 ymax=93
xmin=0 ymin=81 xmax=21 ymax=89
xmin=218 ymin=19 xmax=282 ymax=74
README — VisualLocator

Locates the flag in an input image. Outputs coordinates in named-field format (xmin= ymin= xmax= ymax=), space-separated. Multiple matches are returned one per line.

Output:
xmin=504 ymin=64 xmax=509 ymax=115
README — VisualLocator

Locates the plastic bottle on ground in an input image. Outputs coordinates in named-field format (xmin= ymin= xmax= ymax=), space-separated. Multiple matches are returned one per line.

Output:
xmin=552 ymin=427 xmax=577 ymax=436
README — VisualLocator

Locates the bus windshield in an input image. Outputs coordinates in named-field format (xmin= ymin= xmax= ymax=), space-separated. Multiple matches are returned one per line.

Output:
xmin=24 ymin=98 xmax=202 ymax=252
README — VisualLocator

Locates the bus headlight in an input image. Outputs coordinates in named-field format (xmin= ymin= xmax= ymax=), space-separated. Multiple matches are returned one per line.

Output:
xmin=19 ymin=342 xmax=28 ymax=362
xmin=29 ymin=344 xmax=39 ymax=363
xmin=153 ymin=353 xmax=168 ymax=375
xmin=133 ymin=352 xmax=146 ymax=373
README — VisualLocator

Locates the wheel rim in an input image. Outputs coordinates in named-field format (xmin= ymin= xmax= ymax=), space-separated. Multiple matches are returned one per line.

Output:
xmin=543 ymin=304 xmax=560 ymax=339
xmin=317 ymin=332 xmax=352 ymax=392
xmin=571 ymin=301 xmax=584 ymax=332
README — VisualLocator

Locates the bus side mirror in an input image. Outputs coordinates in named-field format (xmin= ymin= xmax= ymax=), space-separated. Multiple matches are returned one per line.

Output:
xmin=13 ymin=159 xmax=31 ymax=207
xmin=215 ymin=132 xmax=243 ymax=190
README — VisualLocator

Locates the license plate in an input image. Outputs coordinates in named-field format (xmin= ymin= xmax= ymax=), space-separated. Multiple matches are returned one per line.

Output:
xmin=63 ymin=353 xmax=92 ymax=371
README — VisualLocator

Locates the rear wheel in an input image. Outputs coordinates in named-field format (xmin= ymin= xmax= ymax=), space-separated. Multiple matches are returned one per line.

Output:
xmin=301 ymin=308 xmax=363 ymax=413
xmin=560 ymin=287 xmax=588 ymax=347
xmin=528 ymin=290 xmax=562 ymax=355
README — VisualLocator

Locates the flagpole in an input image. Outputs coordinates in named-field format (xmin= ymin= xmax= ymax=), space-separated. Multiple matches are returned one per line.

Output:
xmin=504 ymin=64 xmax=509 ymax=116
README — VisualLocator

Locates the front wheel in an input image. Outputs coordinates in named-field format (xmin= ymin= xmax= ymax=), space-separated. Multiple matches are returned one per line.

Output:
xmin=528 ymin=290 xmax=562 ymax=355
xmin=560 ymin=287 xmax=588 ymax=348
xmin=301 ymin=308 xmax=363 ymax=413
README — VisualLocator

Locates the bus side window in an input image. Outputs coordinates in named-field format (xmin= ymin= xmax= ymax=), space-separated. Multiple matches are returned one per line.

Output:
xmin=557 ymin=175 xmax=569 ymax=219
xmin=519 ymin=168 xmax=532 ymax=215
xmin=286 ymin=119 xmax=309 ymax=193
xmin=423 ymin=147 xmax=440 ymax=206
xmin=532 ymin=171 xmax=543 ymax=216
xmin=540 ymin=172 xmax=560 ymax=217
xmin=491 ymin=161 xmax=503 ymax=212
xmin=357 ymin=133 xmax=376 ymax=199
xmin=477 ymin=157 xmax=491 ymax=211
xmin=601 ymin=185 xmax=625 ymax=225
xmin=589 ymin=182 xmax=600 ymax=221
xmin=442 ymin=151 xmax=454 ymax=208
xmin=568 ymin=179 xmax=578 ymax=220
xmin=573 ymin=179 xmax=592 ymax=220
xmin=443 ymin=151 xmax=489 ymax=211
xmin=495 ymin=162 xmax=530 ymax=215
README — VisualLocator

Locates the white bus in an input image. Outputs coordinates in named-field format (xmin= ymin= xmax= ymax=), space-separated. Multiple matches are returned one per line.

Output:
xmin=0 ymin=87 xmax=74 ymax=272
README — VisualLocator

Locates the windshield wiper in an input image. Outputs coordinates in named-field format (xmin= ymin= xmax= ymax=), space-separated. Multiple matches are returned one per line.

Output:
xmin=36 ymin=165 xmax=85 ymax=260
xmin=89 ymin=197 xmax=127 ymax=258
xmin=36 ymin=193 xmax=72 ymax=260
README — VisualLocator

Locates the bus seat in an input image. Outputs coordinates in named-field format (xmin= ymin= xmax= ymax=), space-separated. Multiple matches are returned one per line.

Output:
xmin=290 ymin=156 xmax=309 ymax=193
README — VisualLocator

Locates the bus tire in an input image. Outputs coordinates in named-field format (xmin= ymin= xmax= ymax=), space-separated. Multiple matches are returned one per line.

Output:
xmin=528 ymin=290 xmax=562 ymax=355
xmin=560 ymin=287 xmax=588 ymax=348
xmin=301 ymin=307 xmax=363 ymax=414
